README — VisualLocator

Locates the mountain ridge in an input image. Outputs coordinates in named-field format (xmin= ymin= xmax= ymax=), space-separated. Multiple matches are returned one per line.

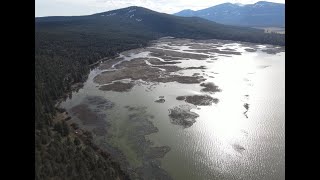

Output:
xmin=36 ymin=6 xmax=284 ymax=45
xmin=174 ymin=1 xmax=285 ymax=27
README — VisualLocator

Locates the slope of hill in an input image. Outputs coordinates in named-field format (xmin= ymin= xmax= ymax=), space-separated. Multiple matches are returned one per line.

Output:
xmin=35 ymin=6 xmax=284 ymax=179
xmin=174 ymin=1 xmax=285 ymax=27
xmin=36 ymin=6 xmax=284 ymax=45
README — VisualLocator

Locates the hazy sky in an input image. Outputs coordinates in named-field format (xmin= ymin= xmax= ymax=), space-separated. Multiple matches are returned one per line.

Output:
xmin=35 ymin=0 xmax=285 ymax=17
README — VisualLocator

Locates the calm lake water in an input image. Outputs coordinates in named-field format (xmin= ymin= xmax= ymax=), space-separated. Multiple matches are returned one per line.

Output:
xmin=61 ymin=38 xmax=285 ymax=180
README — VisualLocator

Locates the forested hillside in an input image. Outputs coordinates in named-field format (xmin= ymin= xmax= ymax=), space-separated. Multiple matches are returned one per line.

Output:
xmin=35 ymin=27 xmax=148 ymax=180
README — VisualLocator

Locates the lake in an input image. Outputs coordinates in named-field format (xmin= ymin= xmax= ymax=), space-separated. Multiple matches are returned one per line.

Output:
xmin=60 ymin=38 xmax=285 ymax=180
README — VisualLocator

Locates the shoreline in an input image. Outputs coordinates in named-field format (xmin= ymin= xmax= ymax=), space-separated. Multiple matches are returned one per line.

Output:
xmin=55 ymin=37 xmax=285 ymax=179
xmin=52 ymin=108 xmax=130 ymax=179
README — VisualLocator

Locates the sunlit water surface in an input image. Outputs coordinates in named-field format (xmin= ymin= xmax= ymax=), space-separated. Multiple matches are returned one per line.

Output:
xmin=61 ymin=39 xmax=285 ymax=180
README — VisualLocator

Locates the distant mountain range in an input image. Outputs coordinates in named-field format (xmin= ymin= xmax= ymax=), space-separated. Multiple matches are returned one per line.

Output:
xmin=36 ymin=6 xmax=284 ymax=46
xmin=174 ymin=1 xmax=285 ymax=27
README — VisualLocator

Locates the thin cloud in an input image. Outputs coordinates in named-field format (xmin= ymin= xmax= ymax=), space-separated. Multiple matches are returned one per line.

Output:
xmin=35 ymin=0 xmax=285 ymax=17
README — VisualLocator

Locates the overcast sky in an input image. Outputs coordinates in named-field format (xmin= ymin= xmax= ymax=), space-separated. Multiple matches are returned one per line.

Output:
xmin=35 ymin=0 xmax=285 ymax=17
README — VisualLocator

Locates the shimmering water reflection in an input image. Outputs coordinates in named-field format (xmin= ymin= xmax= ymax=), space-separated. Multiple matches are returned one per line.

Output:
xmin=61 ymin=39 xmax=285 ymax=180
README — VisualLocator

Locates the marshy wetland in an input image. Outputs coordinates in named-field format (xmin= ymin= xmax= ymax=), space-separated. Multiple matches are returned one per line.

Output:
xmin=60 ymin=38 xmax=285 ymax=180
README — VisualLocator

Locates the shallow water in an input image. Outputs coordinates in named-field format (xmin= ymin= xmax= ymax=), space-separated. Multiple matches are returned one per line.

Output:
xmin=61 ymin=38 xmax=285 ymax=180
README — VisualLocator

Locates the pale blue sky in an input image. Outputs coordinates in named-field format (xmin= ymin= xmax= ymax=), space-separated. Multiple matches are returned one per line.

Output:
xmin=35 ymin=0 xmax=285 ymax=17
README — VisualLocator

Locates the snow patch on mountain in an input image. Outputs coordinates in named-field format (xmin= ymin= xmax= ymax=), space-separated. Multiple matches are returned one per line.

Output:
xmin=253 ymin=4 xmax=264 ymax=7
xmin=128 ymin=9 xmax=136 ymax=13
xmin=106 ymin=13 xmax=117 ymax=16
xmin=235 ymin=3 xmax=245 ymax=6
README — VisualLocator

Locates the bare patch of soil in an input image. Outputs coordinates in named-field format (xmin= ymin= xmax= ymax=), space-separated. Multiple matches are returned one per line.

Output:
xmin=200 ymin=82 xmax=221 ymax=93
xmin=176 ymin=95 xmax=219 ymax=106
xmin=99 ymin=81 xmax=134 ymax=92
xmin=168 ymin=105 xmax=199 ymax=128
